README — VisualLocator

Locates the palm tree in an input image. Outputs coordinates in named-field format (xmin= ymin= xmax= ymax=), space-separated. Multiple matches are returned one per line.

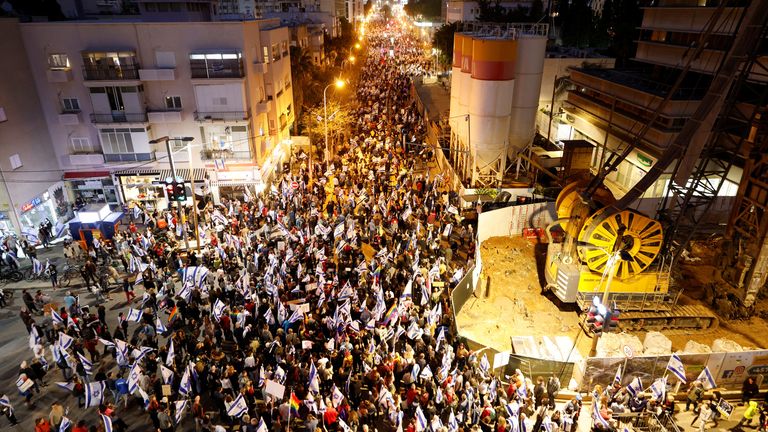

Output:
xmin=290 ymin=46 xmax=316 ymax=134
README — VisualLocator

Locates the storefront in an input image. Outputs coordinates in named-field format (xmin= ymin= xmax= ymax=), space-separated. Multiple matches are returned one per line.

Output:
xmin=0 ymin=212 xmax=15 ymax=238
xmin=63 ymin=171 xmax=119 ymax=210
xmin=208 ymin=165 xmax=263 ymax=203
xmin=19 ymin=192 xmax=58 ymax=240
xmin=114 ymin=168 xmax=207 ymax=211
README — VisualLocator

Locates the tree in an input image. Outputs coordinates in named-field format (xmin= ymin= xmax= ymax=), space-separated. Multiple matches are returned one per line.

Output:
xmin=302 ymin=101 xmax=356 ymax=154
xmin=433 ymin=22 xmax=459 ymax=68
xmin=290 ymin=46 xmax=316 ymax=134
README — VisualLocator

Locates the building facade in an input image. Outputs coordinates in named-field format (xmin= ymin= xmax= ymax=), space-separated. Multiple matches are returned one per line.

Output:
xmin=445 ymin=0 xmax=533 ymax=23
xmin=18 ymin=18 xmax=294 ymax=212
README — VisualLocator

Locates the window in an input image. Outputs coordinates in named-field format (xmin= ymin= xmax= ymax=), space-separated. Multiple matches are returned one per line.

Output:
xmin=189 ymin=52 xmax=244 ymax=78
xmin=165 ymin=96 xmax=182 ymax=110
xmin=213 ymin=97 xmax=228 ymax=106
xmin=48 ymin=54 xmax=70 ymax=70
xmin=62 ymin=98 xmax=80 ymax=112
xmin=281 ymin=41 xmax=289 ymax=56
xmin=99 ymin=128 xmax=134 ymax=154
xmin=262 ymin=46 xmax=270 ymax=63
xmin=71 ymin=137 xmax=92 ymax=153
xmin=9 ymin=154 xmax=22 ymax=170
xmin=272 ymin=44 xmax=280 ymax=62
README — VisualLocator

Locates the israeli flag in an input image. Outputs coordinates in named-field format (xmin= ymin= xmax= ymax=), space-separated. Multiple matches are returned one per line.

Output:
xmin=51 ymin=310 xmax=64 ymax=325
xmin=60 ymin=416 xmax=72 ymax=431
xmin=255 ymin=418 xmax=268 ymax=432
xmin=133 ymin=346 xmax=154 ymax=363
xmin=614 ymin=364 xmax=622 ymax=386
xmin=626 ymin=377 xmax=643 ymax=397
xmin=479 ymin=353 xmax=491 ymax=373
xmin=505 ymin=401 xmax=519 ymax=418
xmin=114 ymin=339 xmax=129 ymax=365
xmin=58 ymin=332 xmax=74 ymax=350
xmin=155 ymin=316 xmax=168 ymax=334
xmin=226 ymin=393 xmax=249 ymax=418
xmin=407 ymin=321 xmax=423 ymax=340
xmin=128 ymin=363 xmax=141 ymax=394
xmin=177 ymin=283 xmax=192 ymax=302
xmin=126 ymin=308 xmax=143 ymax=322
xmin=419 ymin=365 xmax=433 ymax=380
xmin=431 ymin=415 xmax=443 ymax=432
xmin=288 ymin=307 xmax=304 ymax=324
xmin=411 ymin=364 xmax=421 ymax=382
xmin=435 ymin=327 xmax=446 ymax=352
xmin=696 ymin=366 xmax=717 ymax=390
xmin=332 ymin=385 xmax=345 ymax=407
xmin=56 ymin=382 xmax=76 ymax=392
xmin=101 ymin=413 xmax=113 ymax=432
xmin=309 ymin=361 xmax=320 ymax=394
xmin=415 ymin=406 xmax=428 ymax=432
xmin=0 ymin=394 xmax=14 ymax=414
xmin=277 ymin=302 xmax=287 ymax=324
xmin=166 ymin=339 xmax=175 ymax=366
xmin=212 ymin=299 xmax=226 ymax=321
xmin=85 ymin=381 xmax=106 ymax=408
xmin=175 ymin=399 xmax=187 ymax=424
xmin=160 ymin=365 xmax=174 ymax=385
xmin=32 ymin=257 xmax=43 ymax=275
xmin=179 ymin=366 xmax=192 ymax=396
xmin=650 ymin=377 xmax=667 ymax=400
xmin=448 ymin=410 xmax=459 ymax=432
xmin=666 ymin=354 xmax=687 ymax=383
xmin=77 ymin=353 xmax=93 ymax=375
xmin=592 ymin=400 xmax=610 ymax=429
xmin=334 ymin=223 xmax=345 ymax=238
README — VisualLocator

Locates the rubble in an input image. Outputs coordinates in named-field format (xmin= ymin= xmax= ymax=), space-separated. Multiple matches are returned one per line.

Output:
xmin=712 ymin=338 xmax=743 ymax=353
xmin=643 ymin=331 xmax=673 ymax=355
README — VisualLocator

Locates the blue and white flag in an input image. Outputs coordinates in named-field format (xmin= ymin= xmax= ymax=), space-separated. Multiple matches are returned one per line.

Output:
xmin=101 ymin=414 xmax=113 ymax=432
xmin=332 ymin=385 xmax=345 ymax=408
xmin=166 ymin=339 xmax=175 ymax=366
xmin=133 ymin=346 xmax=154 ymax=363
xmin=85 ymin=381 xmax=106 ymax=408
xmin=431 ymin=415 xmax=443 ymax=432
xmin=175 ymin=399 xmax=188 ymax=424
xmin=179 ymin=366 xmax=192 ymax=396
xmin=505 ymin=401 xmax=520 ymax=418
xmin=264 ymin=308 xmax=275 ymax=326
xmin=128 ymin=363 xmax=141 ymax=394
xmin=411 ymin=364 xmax=421 ymax=382
xmin=288 ymin=307 xmax=304 ymax=324
xmin=51 ymin=310 xmax=64 ymax=325
xmin=479 ymin=353 xmax=491 ymax=373
xmin=56 ymin=381 xmax=76 ymax=392
xmin=277 ymin=301 xmax=287 ymax=323
xmin=419 ymin=365 xmax=433 ymax=380
xmin=406 ymin=321 xmax=423 ymax=340
xmin=32 ymin=257 xmax=43 ymax=275
xmin=77 ymin=353 xmax=93 ymax=375
xmin=435 ymin=327 xmax=446 ymax=352
xmin=696 ymin=366 xmax=716 ymax=390
xmin=60 ymin=416 xmax=72 ymax=431
xmin=0 ymin=394 xmax=14 ymax=415
xmin=650 ymin=377 xmax=667 ymax=400
xmin=614 ymin=364 xmax=622 ymax=386
xmin=126 ymin=308 xmax=143 ymax=322
xmin=212 ymin=299 xmax=226 ymax=321
xmin=155 ymin=316 xmax=167 ymax=334
xmin=415 ymin=406 xmax=428 ymax=432
xmin=255 ymin=418 xmax=268 ymax=432
xmin=160 ymin=365 xmax=174 ymax=385
xmin=666 ymin=354 xmax=687 ymax=383
xmin=58 ymin=332 xmax=74 ymax=350
xmin=592 ymin=400 xmax=609 ymax=429
xmin=626 ymin=377 xmax=643 ymax=397
xmin=227 ymin=393 xmax=249 ymax=418
xmin=183 ymin=266 xmax=210 ymax=289
xmin=448 ymin=410 xmax=459 ymax=432
xmin=308 ymin=361 xmax=320 ymax=394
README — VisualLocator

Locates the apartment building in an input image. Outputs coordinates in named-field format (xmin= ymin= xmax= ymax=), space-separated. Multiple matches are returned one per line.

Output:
xmin=560 ymin=0 xmax=758 ymax=216
xmin=445 ymin=0 xmax=533 ymax=23
xmin=19 ymin=18 xmax=294 ymax=211
xmin=0 ymin=19 xmax=67 ymax=238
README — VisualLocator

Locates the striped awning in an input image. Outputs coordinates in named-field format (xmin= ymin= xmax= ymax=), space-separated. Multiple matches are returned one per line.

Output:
xmin=114 ymin=168 xmax=207 ymax=182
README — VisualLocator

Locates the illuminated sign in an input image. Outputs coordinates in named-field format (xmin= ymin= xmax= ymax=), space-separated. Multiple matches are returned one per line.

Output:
xmin=21 ymin=197 xmax=43 ymax=212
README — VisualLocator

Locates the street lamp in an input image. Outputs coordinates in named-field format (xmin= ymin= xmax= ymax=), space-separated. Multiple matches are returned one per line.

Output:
xmin=323 ymin=79 xmax=345 ymax=162
xmin=148 ymin=135 xmax=194 ymax=252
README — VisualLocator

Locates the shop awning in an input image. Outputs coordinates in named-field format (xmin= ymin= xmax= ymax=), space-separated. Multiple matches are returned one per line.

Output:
xmin=209 ymin=180 xmax=264 ymax=187
xmin=114 ymin=168 xmax=207 ymax=182
xmin=63 ymin=170 xmax=110 ymax=180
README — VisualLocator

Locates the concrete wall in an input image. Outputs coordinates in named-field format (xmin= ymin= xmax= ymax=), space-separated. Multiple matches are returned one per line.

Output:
xmin=0 ymin=19 xmax=63 ymax=234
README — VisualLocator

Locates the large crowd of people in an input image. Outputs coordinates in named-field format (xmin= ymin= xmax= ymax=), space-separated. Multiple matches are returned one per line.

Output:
xmin=9 ymin=12 xmax=736 ymax=432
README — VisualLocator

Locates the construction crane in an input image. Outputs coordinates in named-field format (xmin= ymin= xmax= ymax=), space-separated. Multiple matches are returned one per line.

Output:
xmin=543 ymin=0 xmax=768 ymax=329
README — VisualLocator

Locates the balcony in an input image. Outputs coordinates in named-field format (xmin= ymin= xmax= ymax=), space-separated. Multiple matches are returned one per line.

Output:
xmin=58 ymin=111 xmax=81 ymax=125
xmin=147 ymin=110 xmax=183 ymax=123
xmin=83 ymin=64 xmax=140 ymax=81
xmin=47 ymin=69 xmax=73 ymax=83
xmin=69 ymin=153 xmax=104 ymax=165
xmin=103 ymin=152 xmax=155 ymax=163
xmin=139 ymin=68 xmax=176 ymax=81
xmin=190 ymin=64 xmax=245 ymax=79
xmin=90 ymin=112 xmax=148 ymax=124
xmin=194 ymin=111 xmax=249 ymax=122
xmin=200 ymin=148 xmax=252 ymax=160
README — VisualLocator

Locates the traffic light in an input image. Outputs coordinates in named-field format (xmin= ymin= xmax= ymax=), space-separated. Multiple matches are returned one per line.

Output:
xmin=174 ymin=181 xmax=187 ymax=201
xmin=165 ymin=179 xmax=176 ymax=201
xmin=586 ymin=305 xmax=605 ymax=336
xmin=604 ymin=307 xmax=620 ymax=333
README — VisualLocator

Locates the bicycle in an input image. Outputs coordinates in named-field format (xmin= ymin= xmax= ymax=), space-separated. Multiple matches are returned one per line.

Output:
xmin=25 ymin=266 xmax=51 ymax=282
xmin=59 ymin=263 xmax=82 ymax=288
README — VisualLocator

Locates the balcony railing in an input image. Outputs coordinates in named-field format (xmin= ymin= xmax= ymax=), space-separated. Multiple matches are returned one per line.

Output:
xmin=200 ymin=148 xmax=252 ymax=160
xmin=83 ymin=64 xmax=140 ymax=81
xmin=90 ymin=112 xmax=148 ymax=123
xmin=194 ymin=111 xmax=249 ymax=121
xmin=190 ymin=64 xmax=244 ymax=79
xmin=104 ymin=152 xmax=155 ymax=163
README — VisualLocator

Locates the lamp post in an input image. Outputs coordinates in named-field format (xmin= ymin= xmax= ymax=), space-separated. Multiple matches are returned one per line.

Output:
xmin=186 ymin=143 xmax=201 ymax=256
xmin=149 ymin=135 xmax=194 ymax=252
xmin=323 ymin=79 xmax=345 ymax=162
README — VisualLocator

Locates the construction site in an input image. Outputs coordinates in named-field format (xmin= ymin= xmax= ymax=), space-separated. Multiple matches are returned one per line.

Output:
xmin=443 ymin=0 xmax=768 ymax=402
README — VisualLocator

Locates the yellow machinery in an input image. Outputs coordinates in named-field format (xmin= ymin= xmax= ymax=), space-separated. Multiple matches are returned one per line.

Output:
xmin=544 ymin=180 xmax=718 ymax=331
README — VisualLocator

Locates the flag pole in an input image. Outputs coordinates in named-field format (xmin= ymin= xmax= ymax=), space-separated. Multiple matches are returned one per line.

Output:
xmin=287 ymin=386 xmax=293 ymax=432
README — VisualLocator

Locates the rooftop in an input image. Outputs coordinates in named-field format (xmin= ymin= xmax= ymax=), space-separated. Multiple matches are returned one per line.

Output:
xmin=572 ymin=67 xmax=710 ymax=100
xmin=414 ymin=77 xmax=451 ymax=124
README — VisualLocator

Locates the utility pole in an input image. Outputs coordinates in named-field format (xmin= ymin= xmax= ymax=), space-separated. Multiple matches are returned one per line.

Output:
xmin=150 ymin=136 xmax=194 ymax=253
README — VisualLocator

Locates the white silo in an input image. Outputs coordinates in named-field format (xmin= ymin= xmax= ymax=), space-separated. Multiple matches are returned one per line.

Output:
xmin=508 ymin=35 xmax=547 ymax=158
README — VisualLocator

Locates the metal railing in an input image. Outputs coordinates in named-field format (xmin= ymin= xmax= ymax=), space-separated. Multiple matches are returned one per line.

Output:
xmin=458 ymin=22 xmax=549 ymax=39
xmin=200 ymin=148 xmax=252 ymax=160
xmin=90 ymin=112 xmax=148 ymax=123
xmin=607 ymin=411 xmax=682 ymax=432
xmin=103 ymin=152 xmax=155 ymax=162
xmin=193 ymin=111 xmax=248 ymax=121
xmin=190 ymin=64 xmax=244 ymax=79
xmin=82 ymin=64 xmax=140 ymax=80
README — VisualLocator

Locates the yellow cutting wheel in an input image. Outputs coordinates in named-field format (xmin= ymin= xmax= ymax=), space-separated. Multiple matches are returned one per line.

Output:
xmin=578 ymin=207 xmax=663 ymax=279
